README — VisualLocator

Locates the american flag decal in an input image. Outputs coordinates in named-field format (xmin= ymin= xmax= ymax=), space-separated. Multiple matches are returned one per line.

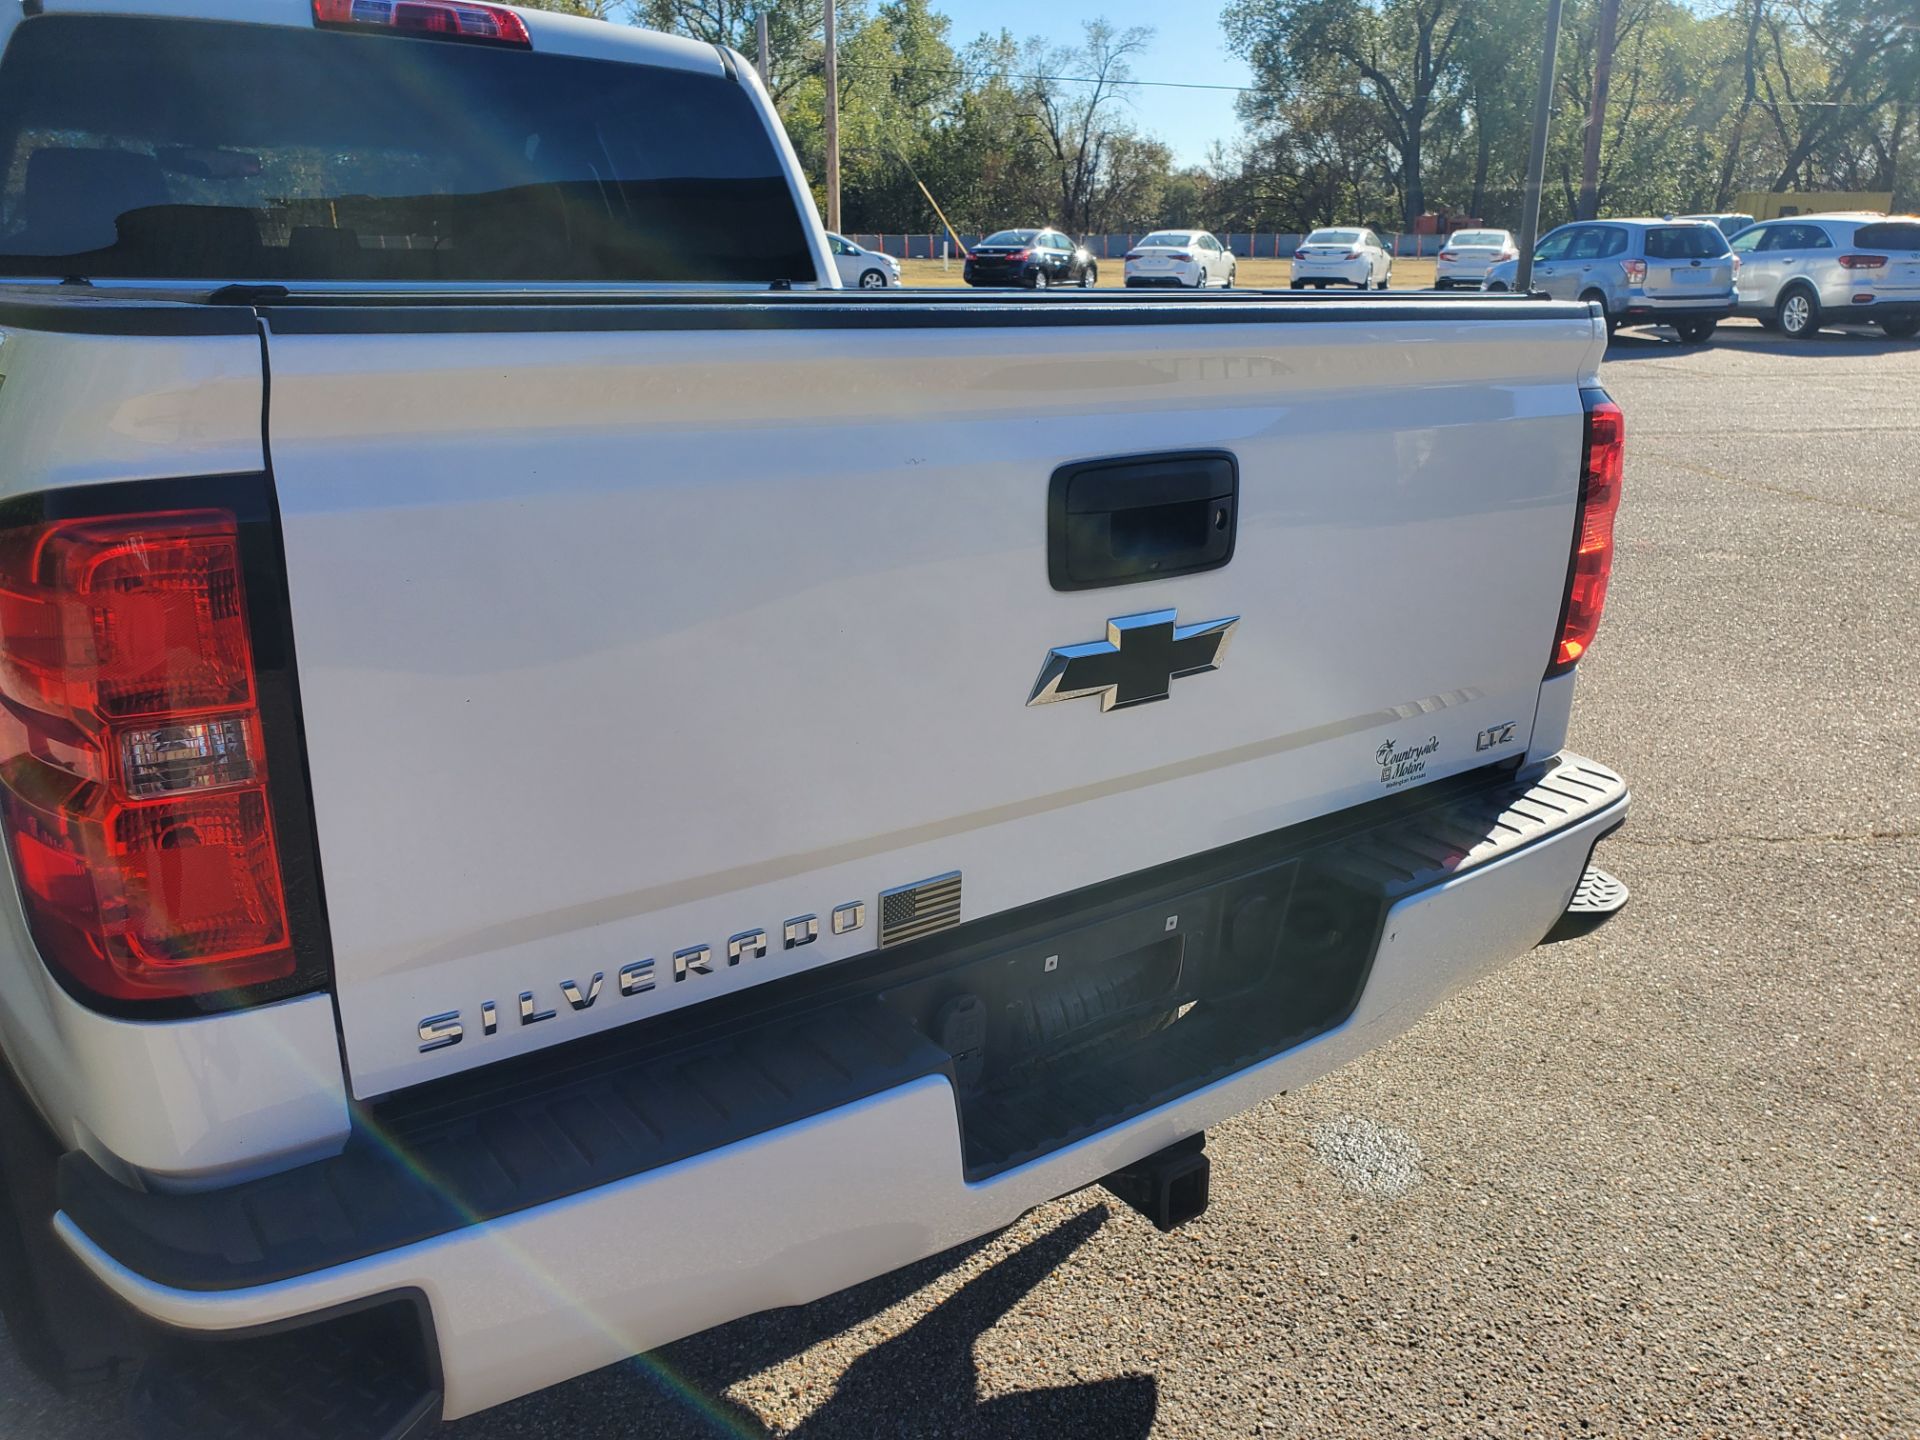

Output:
xmin=878 ymin=871 xmax=963 ymax=947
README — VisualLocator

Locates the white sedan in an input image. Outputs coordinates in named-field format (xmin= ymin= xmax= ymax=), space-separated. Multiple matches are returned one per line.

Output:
xmin=1123 ymin=231 xmax=1237 ymax=288
xmin=1290 ymin=227 xmax=1393 ymax=290
xmin=825 ymin=233 xmax=902 ymax=289
xmin=1435 ymin=229 xmax=1517 ymax=289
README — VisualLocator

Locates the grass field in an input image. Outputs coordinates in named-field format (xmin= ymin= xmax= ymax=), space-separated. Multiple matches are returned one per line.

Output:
xmin=895 ymin=256 xmax=1441 ymax=291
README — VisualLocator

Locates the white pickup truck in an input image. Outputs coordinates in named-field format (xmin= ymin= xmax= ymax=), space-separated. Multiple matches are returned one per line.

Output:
xmin=0 ymin=3 xmax=1631 ymax=1433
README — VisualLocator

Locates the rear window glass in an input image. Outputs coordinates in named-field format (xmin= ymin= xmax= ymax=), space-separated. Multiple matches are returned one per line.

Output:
xmin=1450 ymin=231 xmax=1506 ymax=246
xmin=0 ymin=15 xmax=815 ymax=285
xmin=1307 ymin=230 xmax=1361 ymax=244
xmin=1851 ymin=222 xmax=1920 ymax=251
xmin=1139 ymin=232 xmax=1193 ymax=248
xmin=983 ymin=231 xmax=1038 ymax=245
xmin=1644 ymin=226 xmax=1729 ymax=259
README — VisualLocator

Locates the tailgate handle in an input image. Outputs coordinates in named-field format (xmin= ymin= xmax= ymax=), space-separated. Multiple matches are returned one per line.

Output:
xmin=1047 ymin=451 xmax=1238 ymax=592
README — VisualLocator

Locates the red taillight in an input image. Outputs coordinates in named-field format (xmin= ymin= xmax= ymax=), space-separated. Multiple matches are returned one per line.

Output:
xmin=1439 ymin=251 xmax=1459 ymax=261
xmin=1497 ymin=249 xmax=1517 ymax=261
xmin=1294 ymin=248 xmax=1309 ymax=260
xmin=1006 ymin=249 xmax=1030 ymax=262
xmin=1344 ymin=251 xmax=1361 ymax=261
xmin=1169 ymin=251 xmax=1193 ymax=262
xmin=1551 ymin=396 xmax=1624 ymax=674
xmin=312 ymin=0 xmax=532 ymax=45
xmin=1123 ymin=251 xmax=1143 ymax=261
xmin=1623 ymin=259 xmax=1647 ymax=283
xmin=1839 ymin=253 xmax=1887 ymax=270
xmin=0 ymin=511 xmax=294 ymax=1001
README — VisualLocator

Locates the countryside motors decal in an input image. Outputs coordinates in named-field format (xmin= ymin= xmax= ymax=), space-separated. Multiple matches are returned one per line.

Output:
xmin=1376 ymin=735 xmax=1440 ymax=788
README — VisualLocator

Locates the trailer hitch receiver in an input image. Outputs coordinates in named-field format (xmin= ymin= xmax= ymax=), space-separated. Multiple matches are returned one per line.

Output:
xmin=1100 ymin=1133 xmax=1210 ymax=1232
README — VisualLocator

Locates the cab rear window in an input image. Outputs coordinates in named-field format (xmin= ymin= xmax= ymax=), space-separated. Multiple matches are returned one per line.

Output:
xmin=1644 ymin=227 xmax=1729 ymax=260
xmin=0 ymin=14 xmax=815 ymax=285
xmin=1850 ymin=222 xmax=1920 ymax=252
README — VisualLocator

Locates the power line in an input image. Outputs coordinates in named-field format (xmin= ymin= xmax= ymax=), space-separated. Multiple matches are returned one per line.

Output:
xmin=833 ymin=57 xmax=1275 ymax=95
xmin=834 ymin=55 xmax=1881 ymax=107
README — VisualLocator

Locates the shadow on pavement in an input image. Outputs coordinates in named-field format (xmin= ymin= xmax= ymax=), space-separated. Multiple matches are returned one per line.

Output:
xmin=3 ymin=1205 xmax=1154 ymax=1439
xmin=445 ymin=1202 xmax=1157 ymax=1440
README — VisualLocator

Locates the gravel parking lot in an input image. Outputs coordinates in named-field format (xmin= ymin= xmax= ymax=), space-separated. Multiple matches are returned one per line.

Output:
xmin=4 ymin=320 xmax=1915 ymax=1440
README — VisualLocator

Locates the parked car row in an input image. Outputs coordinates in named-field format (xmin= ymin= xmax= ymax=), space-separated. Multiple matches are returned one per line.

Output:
xmin=1484 ymin=213 xmax=1920 ymax=343
xmin=865 ymin=213 xmax=1920 ymax=345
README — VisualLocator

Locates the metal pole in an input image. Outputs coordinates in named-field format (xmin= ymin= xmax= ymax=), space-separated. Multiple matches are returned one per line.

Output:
xmin=823 ymin=0 xmax=841 ymax=234
xmin=755 ymin=12 xmax=769 ymax=88
xmin=1515 ymin=0 xmax=1565 ymax=294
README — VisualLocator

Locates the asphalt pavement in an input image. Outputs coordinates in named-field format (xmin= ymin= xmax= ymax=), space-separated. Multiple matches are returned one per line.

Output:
xmin=5 ymin=319 xmax=1916 ymax=1439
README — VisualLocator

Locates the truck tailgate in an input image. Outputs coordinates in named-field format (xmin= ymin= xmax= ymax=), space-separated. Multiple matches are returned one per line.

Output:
xmin=260 ymin=297 xmax=1604 ymax=1096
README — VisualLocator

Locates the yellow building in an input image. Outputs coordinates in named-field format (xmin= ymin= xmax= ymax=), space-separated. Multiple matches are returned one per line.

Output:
xmin=1733 ymin=191 xmax=1894 ymax=221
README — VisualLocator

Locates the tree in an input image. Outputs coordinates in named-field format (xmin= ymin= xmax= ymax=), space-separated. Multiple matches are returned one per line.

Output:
xmin=1018 ymin=20 xmax=1155 ymax=235
xmin=1224 ymin=0 xmax=1472 ymax=229
xmin=1755 ymin=0 xmax=1920 ymax=191
xmin=635 ymin=0 xmax=842 ymax=102
xmin=1447 ymin=0 xmax=1538 ymax=221
xmin=1712 ymin=0 xmax=1768 ymax=207
xmin=515 ymin=0 xmax=617 ymax=14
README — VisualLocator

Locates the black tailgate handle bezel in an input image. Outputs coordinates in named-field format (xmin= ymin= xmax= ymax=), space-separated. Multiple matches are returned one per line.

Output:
xmin=1047 ymin=450 xmax=1239 ymax=592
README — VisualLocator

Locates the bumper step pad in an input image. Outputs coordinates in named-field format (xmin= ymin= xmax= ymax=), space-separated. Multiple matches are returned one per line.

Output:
xmin=1541 ymin=863 xmax=1630 ymax=944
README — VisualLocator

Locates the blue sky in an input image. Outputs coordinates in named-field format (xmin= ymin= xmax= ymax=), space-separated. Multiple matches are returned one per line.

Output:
xmin=925 ymin=1 xmax=1254 ymax=167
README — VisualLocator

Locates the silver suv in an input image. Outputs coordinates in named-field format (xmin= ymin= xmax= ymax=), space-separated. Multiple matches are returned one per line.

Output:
xmin=1728 ymin=214 xmax=1920 ymax=340
xmin=1485 ymin=219 xmax=1736 ymax=342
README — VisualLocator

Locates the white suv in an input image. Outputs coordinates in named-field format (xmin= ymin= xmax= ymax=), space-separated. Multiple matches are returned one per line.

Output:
xmin=1728 ymin=214 xmax=1920 ymax=340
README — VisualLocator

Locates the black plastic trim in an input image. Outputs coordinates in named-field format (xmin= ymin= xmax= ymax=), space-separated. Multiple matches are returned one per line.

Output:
xmin=0 ymin=476 xmax=337 ymax=1019
xmin=56 ymin=754 xmax=1625 ymax=1293
xmin=1047 ymin=449 xmax=1238 ymax=591
xmin=0 ymin=297 xmax=260 ymax=336
xmin=253 ymin=291 xmax=1578 ymax=335
xmin=0 ymin=288 xmax=1584 ymax=338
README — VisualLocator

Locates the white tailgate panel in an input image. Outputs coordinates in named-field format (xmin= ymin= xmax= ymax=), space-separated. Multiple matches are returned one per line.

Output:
xmin=263 ymin=307 xmax=1602 ymax=1095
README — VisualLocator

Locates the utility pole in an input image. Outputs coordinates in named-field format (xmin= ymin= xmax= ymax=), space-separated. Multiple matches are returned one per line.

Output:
xmin=823 ymin=0 xmax=841 ymax=233
xmin=1577 ymin=0 xmax=1621 ymax=221
xmin=1515 ymin=0 xmax=1565 ymax=294
xmin=755 ymin=11 xmax=769 ymax=89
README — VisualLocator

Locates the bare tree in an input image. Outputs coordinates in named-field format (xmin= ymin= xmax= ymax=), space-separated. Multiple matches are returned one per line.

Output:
xmin=1020 ymin=20 xmax=1153 ymax=235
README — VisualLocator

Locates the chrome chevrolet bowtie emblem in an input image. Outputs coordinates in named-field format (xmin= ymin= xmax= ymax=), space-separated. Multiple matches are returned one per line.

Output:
xmin=1027 ymin=609 xmax=1239 ymax=711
